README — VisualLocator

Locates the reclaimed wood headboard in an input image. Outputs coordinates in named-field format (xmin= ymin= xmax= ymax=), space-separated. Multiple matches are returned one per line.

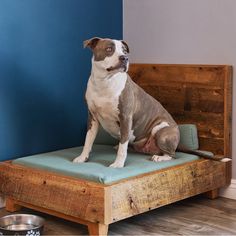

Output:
xmin=128 ymin=64 xmax=232 ymax=157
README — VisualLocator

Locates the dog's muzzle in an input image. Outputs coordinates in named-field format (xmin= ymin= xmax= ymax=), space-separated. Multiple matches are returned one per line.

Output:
xmin=119 ymin=55 xmax=129 ymax=64
xmin=107 ymin=55 xmax=129 ymax=72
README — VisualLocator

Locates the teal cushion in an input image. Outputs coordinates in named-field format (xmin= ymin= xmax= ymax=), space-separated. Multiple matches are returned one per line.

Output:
xmin=13 ymin=145 xmax=200 ymax=184
xmin=178 ymin=124 xmax=199 ymax=150
xmin=13 ymin=124 xmax=208 ymax=184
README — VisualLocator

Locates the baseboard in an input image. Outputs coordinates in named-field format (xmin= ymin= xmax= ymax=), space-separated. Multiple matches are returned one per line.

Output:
xmin=0 ymin=195 xmax=6 ymax=208
xmin=220 ymin=179 xmax=236 ymax=200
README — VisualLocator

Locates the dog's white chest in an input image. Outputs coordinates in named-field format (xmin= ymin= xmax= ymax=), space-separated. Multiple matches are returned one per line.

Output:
xmin=86 ymin=72 xmax=127 ymax=138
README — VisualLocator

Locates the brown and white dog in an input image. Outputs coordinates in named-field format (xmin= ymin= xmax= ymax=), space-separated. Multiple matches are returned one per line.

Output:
xmin=72 ymin=37 xmax=181 ymax=168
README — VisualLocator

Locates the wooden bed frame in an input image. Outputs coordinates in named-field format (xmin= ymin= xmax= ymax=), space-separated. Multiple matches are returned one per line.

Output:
xmin=0 ymin=64 xmax=232 ymax=235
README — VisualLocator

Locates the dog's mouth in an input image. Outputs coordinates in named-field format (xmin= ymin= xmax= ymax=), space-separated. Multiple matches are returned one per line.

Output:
xmin=106 ymin=62 xmax=128 ymax=72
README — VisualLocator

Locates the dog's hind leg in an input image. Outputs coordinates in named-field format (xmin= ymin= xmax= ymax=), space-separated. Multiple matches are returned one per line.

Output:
xmin=151 ymin=125 xmax=180 ymax=162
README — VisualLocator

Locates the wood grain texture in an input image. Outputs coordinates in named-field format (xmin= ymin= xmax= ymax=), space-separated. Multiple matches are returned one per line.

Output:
xmin=110 ymin=159 xmax=229 ymax=223
xmin=0 ymin=162 xmax=107 ymax=224
xmin=205 ymin=189 xmax=219 ymax=199
xmin=128 ymin=64 xmax=232 ymax=156
xmin=88 ymin=223 xmax=108 ymax=236
xmin=5 ymin=197 xmax=108 ymax=236
xmin=5 ymin=198 xmax=22 ymax=212
xmin=0 ymin=159 xmax=231 ymax=226
xmin=223 ymin=66 xmax=233 ymax=157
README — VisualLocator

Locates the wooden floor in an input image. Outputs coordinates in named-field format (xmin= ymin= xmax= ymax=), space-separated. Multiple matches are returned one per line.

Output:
xmin=0 ymin=196 xmax=236 ymax=235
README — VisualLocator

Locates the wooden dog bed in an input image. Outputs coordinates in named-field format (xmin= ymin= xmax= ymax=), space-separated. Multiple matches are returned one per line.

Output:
xmin=0 ymin=64 xmax=232 ymax=235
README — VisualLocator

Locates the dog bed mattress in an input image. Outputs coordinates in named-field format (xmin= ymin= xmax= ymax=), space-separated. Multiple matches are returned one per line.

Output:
xmin=13 ymin=144 xmax=202 ymax=184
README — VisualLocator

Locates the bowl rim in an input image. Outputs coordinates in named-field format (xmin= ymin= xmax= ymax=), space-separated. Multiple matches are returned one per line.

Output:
xmin=0 ymin=214 xmax=45 ymax=231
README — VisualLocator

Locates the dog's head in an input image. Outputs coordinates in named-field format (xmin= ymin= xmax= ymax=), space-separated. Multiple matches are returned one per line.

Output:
xmin=84 ymin=37 xmax=130 ymax=74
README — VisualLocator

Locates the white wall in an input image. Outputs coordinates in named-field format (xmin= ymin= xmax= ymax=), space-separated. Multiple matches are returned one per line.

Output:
xmin=124 ymin=0 xmax=236 ymax=179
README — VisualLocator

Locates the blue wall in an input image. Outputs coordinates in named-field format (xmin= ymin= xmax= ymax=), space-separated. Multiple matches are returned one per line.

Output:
xmin=0 ymin=0 xmax=122 ymax=161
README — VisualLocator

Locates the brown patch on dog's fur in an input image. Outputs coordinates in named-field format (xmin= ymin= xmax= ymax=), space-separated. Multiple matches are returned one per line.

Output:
xmin=93 ymin=39 xmax=115 ymax=61
xmin=83 ymin=37 xmax=101 ymax=49
xmin=84 ymin=38 xmax=116 ymax=61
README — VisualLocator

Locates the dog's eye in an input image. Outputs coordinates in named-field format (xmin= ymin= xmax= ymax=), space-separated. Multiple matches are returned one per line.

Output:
xmin=106 ymin=47 xmax=113 ymax=52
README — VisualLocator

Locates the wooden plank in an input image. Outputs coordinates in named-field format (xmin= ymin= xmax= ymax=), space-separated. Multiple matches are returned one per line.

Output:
xmin=223 ymin=66 xmax=233 ymax=157
xmin=110 ymin=160 xmax=229 ymax=223
xmin=198 ymin=137 xmax=224 ymax=155
xmin=5 ymin=198 xmax=109 ymax=236
xmin=141 ymin=86 xmax=224 ymax=114
xmin=5 ymin=198 xmax=92 ymax=226
xmin=128 ymin=64 xmax=232 ymax=157
xmin=5 ymin=198 xmax=22 ymax=212
xmin=1 ymin=159 xmax=230 ymax=226
xmin=172 ymin=111 xmax=224 ymax=139
xmin=129 ymin=64 xmax=226 ymax=87
xmin=87 ymin=223 xmax=108 ymax=236
xmin=0 ymin=162 xmax=107 ymax=224
xmin=204 ymin=189 xmax=219 ymax=199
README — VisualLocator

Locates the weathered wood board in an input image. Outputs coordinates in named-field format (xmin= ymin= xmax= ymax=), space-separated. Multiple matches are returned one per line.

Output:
xmin=109 ymin=160 xmax=229 ymax=222
xmin=0 ymin=162 xmax=108 ymax=224
xmin=0 ymin=159 xmax=231 ymax=226
xmin=128 ymin=64 xmax=232 ymax=157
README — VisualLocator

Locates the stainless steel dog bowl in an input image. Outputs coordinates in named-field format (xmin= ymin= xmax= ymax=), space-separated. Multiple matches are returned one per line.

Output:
xmin=0 ymin=214 xmax=45 ymax=235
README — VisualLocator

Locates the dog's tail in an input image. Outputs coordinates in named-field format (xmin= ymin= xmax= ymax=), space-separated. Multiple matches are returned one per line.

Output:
xmin=176 ymin=145 xmax=231 ymax=162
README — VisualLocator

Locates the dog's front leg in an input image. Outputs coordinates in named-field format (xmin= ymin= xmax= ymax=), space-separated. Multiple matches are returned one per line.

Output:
xmin=110 ymin=116 xmax=132 ymax=168
xmin=73 ymin=115 xmax=99 ymax=163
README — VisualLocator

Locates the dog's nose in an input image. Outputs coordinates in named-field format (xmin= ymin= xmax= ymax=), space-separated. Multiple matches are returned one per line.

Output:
xmin=119 ymin=55 xmax=128 ymax=63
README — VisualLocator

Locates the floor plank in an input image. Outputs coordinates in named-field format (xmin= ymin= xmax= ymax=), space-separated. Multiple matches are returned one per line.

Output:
xmin=0 ymin=196 xmax=235 ymax=235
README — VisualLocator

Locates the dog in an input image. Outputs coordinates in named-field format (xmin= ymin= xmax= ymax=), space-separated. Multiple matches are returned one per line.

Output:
xmin=72 ymin=37 xmax=181 ymax=168
xmin=73 ymin=37 xmax=221 ymax=168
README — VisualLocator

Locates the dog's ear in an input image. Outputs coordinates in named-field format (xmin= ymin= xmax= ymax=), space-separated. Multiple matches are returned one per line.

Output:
xmin=83 ymin=37 xmax=101 ymax=50
xmin=121 ymin=40 xmax=130 ymax=53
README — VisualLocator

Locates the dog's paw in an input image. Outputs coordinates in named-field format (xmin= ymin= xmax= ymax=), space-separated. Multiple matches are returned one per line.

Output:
xmin=151 ymin=154 xmax=172 ymax=162
xmin=72 ymin=155 xmax=88 ymax=163
xmin=109 ymin=161 xmax=124 ymax=168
